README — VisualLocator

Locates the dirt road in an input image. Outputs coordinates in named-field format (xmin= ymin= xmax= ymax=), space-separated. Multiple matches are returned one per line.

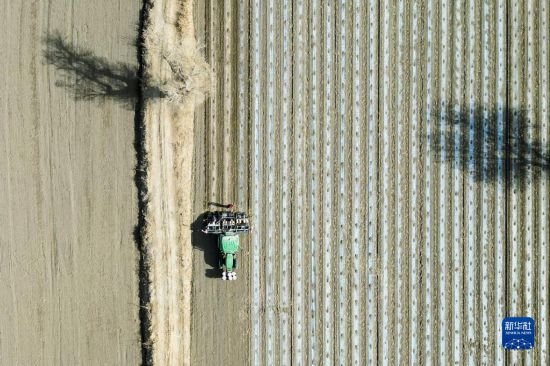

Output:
xmin=0 ymin=0 xmax=142 ymax=365
xmin=142 ymin=0 xmax=210 ymax=364
xmin=191 ymin=1 xmax=549 ymax=365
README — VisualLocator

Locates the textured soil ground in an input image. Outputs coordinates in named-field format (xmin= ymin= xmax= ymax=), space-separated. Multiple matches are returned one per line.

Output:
xmin=142 ymin=0 xmax=195 ymax=364
xmin=0 ymin=0 xmax=142 ymax=364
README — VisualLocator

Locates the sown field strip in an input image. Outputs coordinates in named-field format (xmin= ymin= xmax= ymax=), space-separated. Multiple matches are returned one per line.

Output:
xmin=395 ymin=1 xmax=409 ymax=363
xmin=222 ymin=1 xmax=233 ymax=200
xmin=307 ymin=2 xmax=320 ymax=364
xmin=236 ymin=0 xmax=248 ymax=209
xmin=265 ymin=0 xmax=276 ymax=363
xmin=291 ymin=1 xmax=306 ymax=365
xmin=466 ymin=1 xmax=479 ymax=364
xmin=451 ymin=0 xmax=464 ymax=363
xmin=524 ymin=3 xmax=535 ymax=364
xmin=351 ymin=0 xmax=366 ymax=364
xmin=409 ymin=1 xmax=421 ymax=363
xmin=322 ymin=2 xmax=335 ymax=364
xmin=480 ymin=0 xmax=491 ymax=362
xmin=336 ymin=2 xmax=349 ymax=365
xmin=495 ymin=0 xmax=506 ymax=364
xmin=249 ymin=1 xmax=262 ymax=365
xmin=509 ymin=1 xmax=522 ymax=364
xmin=365 ymin=1 xmax=379 ymax=365
xmin=380 ymin=1 xmax=395 ymax=364
xmin=207 ymin=1 xmax=220 ymax=201
xmin=195 ymin=1 xmax=550 ymax=364
xmin=424 ymin=0 xmax=435 ymax=363
xmin=279 ymin=1 xmax=292 ymax=365
xmin=438 ymin=0 xmax=450 ymax=362
xmin=539 ymin=3 xmax=549 ymax=365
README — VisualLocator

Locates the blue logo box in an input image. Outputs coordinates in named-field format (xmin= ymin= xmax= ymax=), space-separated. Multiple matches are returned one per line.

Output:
xmin=502 ymin=317 xmax=535 ymax=350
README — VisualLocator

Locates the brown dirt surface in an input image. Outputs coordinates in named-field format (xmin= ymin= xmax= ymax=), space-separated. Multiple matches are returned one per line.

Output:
xmin=0 ymin=0 xmax=142 ymax=365
xmin=142 ymin=0 xmax=210 ymax=365
xmin=190 ymin=2 xmax=250 ymax=366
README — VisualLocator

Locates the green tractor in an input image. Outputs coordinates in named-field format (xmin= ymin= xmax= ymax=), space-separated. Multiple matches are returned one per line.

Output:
xmin=202 ymin=204 xmax=250 ymax=281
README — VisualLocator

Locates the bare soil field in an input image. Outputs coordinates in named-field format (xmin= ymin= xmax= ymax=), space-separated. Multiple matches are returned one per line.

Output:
xmin=191 ymin=1 xmax=549 ymax=365
xmin=0 ymin=0 xmax=142 ymax=365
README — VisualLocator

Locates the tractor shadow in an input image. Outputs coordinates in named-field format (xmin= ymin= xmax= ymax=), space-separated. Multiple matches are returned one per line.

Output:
xmin=191 ymin=213 xmax=222 ymax=278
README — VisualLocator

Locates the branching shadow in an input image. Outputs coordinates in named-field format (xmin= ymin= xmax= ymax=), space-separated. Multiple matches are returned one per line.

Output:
xmin=191 ymin=213 xmax=222 ymax=278
xmin=42 ymin=31 xmax=164 ymax=109
xmin=430 ymin=106 xmax=549 ymax=184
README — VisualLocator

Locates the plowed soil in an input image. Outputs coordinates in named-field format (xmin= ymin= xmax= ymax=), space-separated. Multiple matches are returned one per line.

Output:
xmin=0 ymin=0 xmax=142 ymax=364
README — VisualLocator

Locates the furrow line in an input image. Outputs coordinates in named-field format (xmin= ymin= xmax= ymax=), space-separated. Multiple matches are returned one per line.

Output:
xmin=509 ymin=2 xmax=522 ymax=363
xmin=424 ymin=0 xmax=435 ymax=363
xmin=279 ymin=1 xmax=292 ymax=364
xmin=265 ymin=0 xmax=277 ymax=364
xmin=250 ymin=1 xmax=263 ymax=364
xmin=208 ymin=1 xmax=220 ymax=200
xmin=466 ymin=1 xmax=479 ymax=363
xmin=292 ymin=1 xmax=305 ymax=364
xmin=365 ymin=1 xmax=379 ymax=363
xmin=494 ymin=0 xmax=507 ymax=364
xmin=150 ymin=106 xmax=167 ymax=362
xmin=525 ymin=2 xmax=536 ymax=364
xmin=337 ymin=1 xmax=349 ymax=365
xmin=308 ymin=1 xmax=320 ymax=364
xmin=322 ymin=2 xmax=334 ymax=364
xmin=351 ymin=0 xmax=363 ymax=364
xmin=409 ymin=0 xmax=421 ymax=363
xmin=222 ymin=1 xmax=233 ymax=200
xmin=236 ymin=0 xmax=249 ymax=208
xmin=451 ymin=0 xmax=464 ymax=363
xmin=480 ymin=0 xmax=491 ymax=362
xmin=538 ymin=2 xmax=549 ymax=363
xmin=438 ymin=0 xmax=450 ymax=362
xmin=396 ymin=0 xmax=408 ymax=363
xmin=380 ymin=0 xmax=393 ymax=363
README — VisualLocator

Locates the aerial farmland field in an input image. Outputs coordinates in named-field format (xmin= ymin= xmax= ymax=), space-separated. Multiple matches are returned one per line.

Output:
xmin=1 ymin=0 xmax=548 ymax=365
xmin=191 ymin=1 xmax=549 ymax=365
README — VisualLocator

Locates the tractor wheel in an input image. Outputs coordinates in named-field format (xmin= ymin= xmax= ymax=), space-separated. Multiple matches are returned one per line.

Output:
xmin=233 ymin=258 xmax=238 ymax=269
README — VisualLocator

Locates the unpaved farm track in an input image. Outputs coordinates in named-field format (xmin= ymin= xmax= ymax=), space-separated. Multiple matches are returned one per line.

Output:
xmin=0 ymin=0 xmax=142 ymax=365
xmin=192 ymin=1 xmax=549 ymax=365
xmin=142 ymin=0 xmax=209 ymax=365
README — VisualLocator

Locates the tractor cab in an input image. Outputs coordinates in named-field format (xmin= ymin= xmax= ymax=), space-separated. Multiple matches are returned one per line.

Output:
xmin=219 ymin=234 xmax=239 ymax=279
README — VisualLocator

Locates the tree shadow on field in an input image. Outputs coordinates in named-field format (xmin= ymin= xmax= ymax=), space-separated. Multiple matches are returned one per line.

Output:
xmin=191 ymin=213 xmax=222 ymax=278
xmin=42 ymin=31 xmax=165 ymax=109
xmin=429 ymin=105 xmax=549 ymax=185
